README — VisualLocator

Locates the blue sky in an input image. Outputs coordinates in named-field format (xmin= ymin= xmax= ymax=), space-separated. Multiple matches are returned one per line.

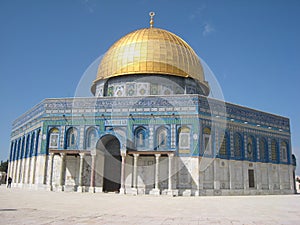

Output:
xmin=0 ymin=0 xmax=300 ymax=173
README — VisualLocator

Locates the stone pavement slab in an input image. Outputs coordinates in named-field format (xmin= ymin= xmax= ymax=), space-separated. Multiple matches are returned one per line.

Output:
xmin=0 ymin=186 xmax=300 ymax=224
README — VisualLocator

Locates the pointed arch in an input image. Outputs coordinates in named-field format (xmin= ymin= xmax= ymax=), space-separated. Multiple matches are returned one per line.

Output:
xmin=155 ymin=126 xmax=169 ymax=150
xmin=30 ymin=132 xmax=35 ymax=157
xmin=271 ymin=139 xmax=278 ymax=162
xmin=203 ymin=127 xmax=212 ymax=155
xmin=247 ymin=136 xmax=256 ymax=161
xmin=25 ymin=134 xmax=31 ymax=158
xmin=48 ymin=127 xmax=60 ymax=149
xmin=259 ymin=137 xmax=268 ymax=162
xmin=65 ymin=127 xmax=78 ymax=149
xmin=178 ymin=126 xmax=191 ymax=149
xmin=280 ymin=141 xmax=288 ymax=162
xmin=234 ymin=133 xmax=243 ymax=159
xmin=85 ymin=127 xmax=98 ymax=149
xmin=21 ymin=137 xmax=25 ymax=159
xmin=219 ymin=132 xmax=230 ymax=158
xmin=134 ymin=126 xmax=148 ymax=149
xmin=34 ymin=129 xmax=40 ymax=156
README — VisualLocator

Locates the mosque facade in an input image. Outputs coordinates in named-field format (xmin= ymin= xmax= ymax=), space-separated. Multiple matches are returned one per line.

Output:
xmin=7 ymin=15 xmax=296 ymax=196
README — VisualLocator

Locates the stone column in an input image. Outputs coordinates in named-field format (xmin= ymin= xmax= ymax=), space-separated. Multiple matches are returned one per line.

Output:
xmin=58 ymin=153 xmax=66 ymax=191
xmin=229 ymin=161 xmax=233 ymax=190
xmin=48 ymin=153 xmax=54 ymax=191
xmin=31 ymin=134 xmax=37 ymax=185
xmin=150 ymin=154 xmax=161 ymax=195
xmin=278 ymin=165 xmax=282 ymax=190
xmin=268 ymin=164 xmax=275 ymax=192
xmin=213 ymin=159 xmax=220 ymax=189
xmin=26 ymin=157 xmax=32 ymax=185
xmin=155 ymin=154 xmax=160 ymax=190
xmin=168 ymin=154 xmax=173 ymax=190
xmin=119 ymin=152 xmax=126 ymax=194
xmin=131 ymin=154 xmax=139 ymax=195
xmin=167 ymin=153 xmax=177 ymax=196
xmin=89 ymin=153 xmax=96 ymax=193
xmin=256 ymin=163 xmax=261 ymax=190
xmin=243 ymin=162 xmax=248 ymax=191
xmin=13 ymin=160 xmax=17 ymax=185
xmin=17 ymin=158 xmax=21 ymax=184
xmin=77 ymin=153 xmax=85 ymax=192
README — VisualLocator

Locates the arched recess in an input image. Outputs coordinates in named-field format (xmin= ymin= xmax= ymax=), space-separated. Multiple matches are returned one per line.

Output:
xmin=85 ymin=127 xmax=98 ymax=150
xmin=30 ymin=132 xmax=35 ymax=157
xmin=25 ymin=135 xmax=30 ymax=158
xmin=259 ymin=137 xmax=268 ymax=162
xmin=21 ymin=137 xmax=25 ymax=159
xmin=96 ymin=134 xmax=121 ymax=192
xmin=178 ymin=126 xmax=191 ymax=150
xmin=280 ymin=141 xmax=288 ymax=162
xmin=271 ymin=139 xmax=278 ymax=162
xmin=234 ymin=133 xmax=243 ymax=159
xmin=34 ymin=130 xmax=40 ymax=156
xmin=9 ymin=142 xmax=14 ymax=162
xmin=247 ymin=136 xmax=256 ymax=161
xmin=16 ymin=139 xmax=21 ymax=160
xmin=203 ymin=127 xmax=212 ymax=155
xmin=155 ymin=126 xmax=169 ymax=150
xmin=48 ymin=128 xmax=59 ymax=149
xmin=134 ymin=126 xmax=148 ymax=150
xmin=65 ymin=127 xmax=78 ymax=149
xmin=219 ymin=132 xmax=230 ymax=159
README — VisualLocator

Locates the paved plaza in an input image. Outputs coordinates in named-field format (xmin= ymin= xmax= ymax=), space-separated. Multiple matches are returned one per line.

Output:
xmin=0 ymin=186 xmax=300 ymax=224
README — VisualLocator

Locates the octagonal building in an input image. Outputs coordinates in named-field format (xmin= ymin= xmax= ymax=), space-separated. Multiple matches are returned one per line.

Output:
xmin=7 ymin=15 xmax=296 ymax=196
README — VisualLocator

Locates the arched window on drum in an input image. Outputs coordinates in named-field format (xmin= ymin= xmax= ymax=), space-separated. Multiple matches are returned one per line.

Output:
xmin=49 ymin=128 xmax=59 ymax=149
xmin=85 ymin=127 xmax=98 ymax=150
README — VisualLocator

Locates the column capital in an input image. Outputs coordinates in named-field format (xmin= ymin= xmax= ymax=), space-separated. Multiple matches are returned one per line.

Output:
xmin=79 ymin=152 xmax=86 ymax=158
xmin=90 ymin=148 xmax=96 ymax=156
xmin=60 ymin=152 xmax=66 ymax=157
xmin=155 ymin=154 xmax=161 ymax=158
xmin=133 ymin=153 xmax=139 ymax=158
xmin=168 ymin=153 xmax=174 ymax=158
xmin=49 ymin=152 xmax=55 ymax=157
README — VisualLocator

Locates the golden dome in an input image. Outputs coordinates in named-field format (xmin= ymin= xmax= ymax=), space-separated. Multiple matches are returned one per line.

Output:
xmin=91 ymin=27 xmax=209 ymax=94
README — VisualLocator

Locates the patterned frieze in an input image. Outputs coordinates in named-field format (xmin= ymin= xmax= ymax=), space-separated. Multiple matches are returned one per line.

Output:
xmin=12 ymin=95 xmax=290 ymax=138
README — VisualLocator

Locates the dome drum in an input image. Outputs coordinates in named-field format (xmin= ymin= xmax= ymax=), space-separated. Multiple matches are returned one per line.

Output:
xmin=94 ymin=75 xmax=208 ymax=97
xmin=91 ymin=28 xmax=209 ymax=96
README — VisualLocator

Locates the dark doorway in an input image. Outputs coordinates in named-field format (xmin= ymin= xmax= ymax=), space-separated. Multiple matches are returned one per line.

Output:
xmin=248 ymin=169 xmax=255 ymax=188
xmin=97 ymin=135 xmax=121 ymax=192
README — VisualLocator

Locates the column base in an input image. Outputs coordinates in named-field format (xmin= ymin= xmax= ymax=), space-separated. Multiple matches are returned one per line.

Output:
xmin=77 ymin=186 xmax=85 ymax=192
xmin=182 ymin=189 xmax=192 ymax=196
xmin=48 ymin=184 xmax=53 ymax=191
xmin=119 ymin=187 xmax=126 ymax=195
xmin=57 ymin=185 xmax=64 ymax=192
xmin=149 ymin=188 xmax=160 ymax=196
xmin=129 ymin=188 xmax=138 ymax=195
xmin=89 ymin=187 xmax=95 ymax=193
xmin=167 ymin=189 xmax=178 ymax=197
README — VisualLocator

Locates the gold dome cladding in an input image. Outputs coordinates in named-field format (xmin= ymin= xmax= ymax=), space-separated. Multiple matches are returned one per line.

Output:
xmin=92 ymin=27 xmax=208 ymax=93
